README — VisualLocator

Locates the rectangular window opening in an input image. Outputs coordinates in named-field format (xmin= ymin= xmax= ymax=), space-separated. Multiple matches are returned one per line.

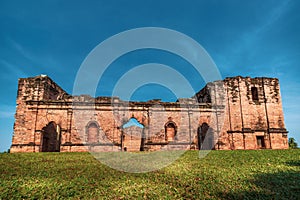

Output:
xmin=251 ymin=87 xmax=259 ymax=101
xmin=256 ymin=136 xmax=266 ymax=149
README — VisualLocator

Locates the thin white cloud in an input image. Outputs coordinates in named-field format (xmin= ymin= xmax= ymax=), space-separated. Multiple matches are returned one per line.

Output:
xmin=5 ymin=37 xmax=62 ymax=73
xmin=223 ymin=0 xmax=291 ymax=66
xmin=254 ymin=0 xmax=291 ymax=35
xmin=0 ymin=111 xmax=15 ymax=118
xmin=0 ymin=105 xmax=16 ymax=118
xmin=0 ymin=59 xmax=27 ymax=78
xmin=249 ymin=0 xmax=290 ymax=40
xmin=7 ymin=37 xmax=36 ymax=62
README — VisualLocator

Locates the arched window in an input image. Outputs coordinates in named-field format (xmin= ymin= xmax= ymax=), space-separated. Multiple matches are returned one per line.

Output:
xmin=86 ymin=122 xmax=99 ymax=143
xmin=165 ymin=122 xmax=177 ymax=142
xmin=41 ymin=121 xmax=61 ymax=152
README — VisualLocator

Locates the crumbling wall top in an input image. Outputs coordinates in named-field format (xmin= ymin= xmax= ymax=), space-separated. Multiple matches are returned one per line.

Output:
xmin=17 ymin=75 xmax=69 ymax=102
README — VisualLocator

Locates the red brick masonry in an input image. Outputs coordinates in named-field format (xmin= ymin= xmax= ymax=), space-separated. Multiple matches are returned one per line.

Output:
xmin=10 ymin=75 xmax=288 ymax=152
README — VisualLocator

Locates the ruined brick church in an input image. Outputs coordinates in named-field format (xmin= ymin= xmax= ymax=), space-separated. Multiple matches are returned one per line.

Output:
xmin=10 ymin=75 xmax=288 ymax=153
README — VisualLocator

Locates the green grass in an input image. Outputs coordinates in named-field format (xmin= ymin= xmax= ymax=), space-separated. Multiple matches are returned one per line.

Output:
xmin=0 ymin=150 xmax=299 ymax=199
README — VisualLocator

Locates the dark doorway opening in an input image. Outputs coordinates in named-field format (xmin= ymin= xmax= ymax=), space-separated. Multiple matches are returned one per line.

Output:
xmin=197 ymin=123 xmax=209 ymax=150
xmin=41 ymin=122 xmax=61 ymax=152
xmin=256 ymin=136 xmax=266 ymax=149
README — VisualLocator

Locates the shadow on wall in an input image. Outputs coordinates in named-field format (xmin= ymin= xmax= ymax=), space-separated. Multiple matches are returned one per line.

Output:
xmin=217 ymin=166 xmax=300 ymax=199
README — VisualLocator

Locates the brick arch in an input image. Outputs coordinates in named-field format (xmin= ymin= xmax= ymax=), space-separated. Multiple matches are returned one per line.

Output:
xmin=86 ymin=120 xmax=100 ymax=128
xmin=36 ymin=113 xmax=65 ymax=131
xmin=122 ymin=117 xmax=145 ymax=127
xmin=128 ymin=112 xmax=148 ymax=127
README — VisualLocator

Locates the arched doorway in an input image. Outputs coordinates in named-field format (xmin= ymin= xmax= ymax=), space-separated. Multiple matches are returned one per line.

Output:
xmin=197 ymin=123 xmax=209 ymax=150
xmin=165 ymin=122 xmax=177 ymax=142
xmin=121 ymin=118 xmax=145 ymax=151
xmin=41 ymin=122 xmax=61 ymax=152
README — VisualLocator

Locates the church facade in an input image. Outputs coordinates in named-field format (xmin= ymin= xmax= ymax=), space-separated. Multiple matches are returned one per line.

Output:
xmin=10 ymin=75 xmax=288 ymax=152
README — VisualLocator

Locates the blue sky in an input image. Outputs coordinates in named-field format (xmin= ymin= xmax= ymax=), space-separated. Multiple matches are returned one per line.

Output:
xmin=0 ymin=0 xmax=299 ymax=152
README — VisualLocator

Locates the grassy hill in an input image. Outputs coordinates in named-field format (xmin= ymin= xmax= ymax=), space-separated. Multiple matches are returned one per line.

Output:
xmin=0 ymin=150 xmax=299 ymax=199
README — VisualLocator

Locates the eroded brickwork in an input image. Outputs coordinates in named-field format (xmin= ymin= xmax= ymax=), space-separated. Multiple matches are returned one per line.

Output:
xmin=10 ymin=75 xmax=288 ymax=152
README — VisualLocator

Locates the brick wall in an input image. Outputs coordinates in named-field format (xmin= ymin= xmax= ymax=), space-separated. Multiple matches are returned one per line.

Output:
xmin=10 ymin=75 xmax=288 ymax=152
